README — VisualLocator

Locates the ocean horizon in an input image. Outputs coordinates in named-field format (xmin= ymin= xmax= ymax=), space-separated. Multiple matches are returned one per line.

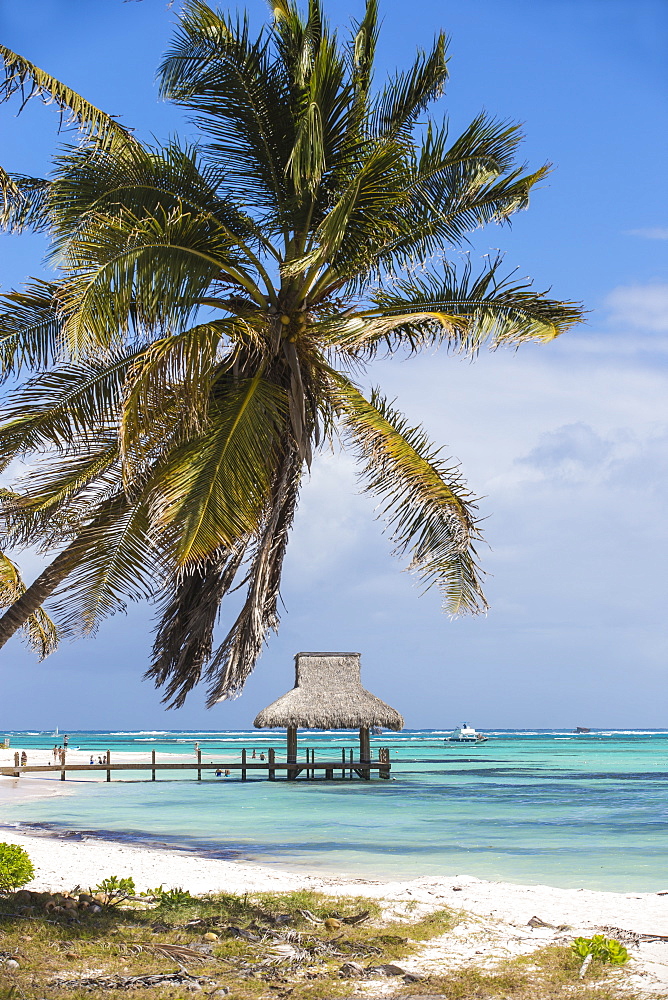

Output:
xmin=3 ymin=728 xmax=668 ymax=893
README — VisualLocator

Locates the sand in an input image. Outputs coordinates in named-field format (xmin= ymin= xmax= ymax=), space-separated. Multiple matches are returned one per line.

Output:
xmin=0 ymin=744 xmax=211 ymax=776
xmin=2 ymin=774 xmax=668 ymax=994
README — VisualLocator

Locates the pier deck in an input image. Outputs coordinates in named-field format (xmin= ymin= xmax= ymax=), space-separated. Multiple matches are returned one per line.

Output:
xmin=0 ymin=748 xmax=391 ymax=782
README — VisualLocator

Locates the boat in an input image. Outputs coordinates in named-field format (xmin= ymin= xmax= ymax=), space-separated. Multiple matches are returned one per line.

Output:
xmin=445 ymin=724 xmax=488 ymax=743
xmin=574 ymin=727 xmax=591 ymax=734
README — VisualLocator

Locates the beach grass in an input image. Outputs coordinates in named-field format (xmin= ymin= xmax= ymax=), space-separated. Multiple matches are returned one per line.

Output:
xmin=0 ymin=889 xmax=644 ymax=1000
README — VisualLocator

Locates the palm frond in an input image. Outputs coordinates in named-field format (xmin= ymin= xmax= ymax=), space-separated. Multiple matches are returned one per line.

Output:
xmin=149 ymin=373 xmax=288 ymax=566
xmin=333 ymin=377 xmax=487 ymax=616
xmin=0 ymin=171 xmax=51 ymax=233
xmin=284 ymin=140 xmax=407 ymax=282
xmin=371 ymin=30 xmax=448 ymax=138
xmin=49 ymin=139 xmax=278 ymax=267
xmin=0 ymin=551 xmax=59 ymax=658
xmin=349 ymin=0 xmax=379 ymax=100
xmin=0 ymin=551 xmax=24 ymax=604
xmin=146 ymin=544 xmax=247 ymax=708
xmin=204 ymin=446 xmax=302 ymax=704
xmin=48 ymin=493 xmax=160 ymax=636
xmin=119 ymin=322 xmax=232 ymax=477
xmin=159 ymin=2 xmax=293 ymax=222
xmin=0 ymin=353 xmax=134 ymax=467
xmin=58 ymin=204 xmax=264 ymax=355
xmin=1 ymin=445 xmax=121 ymax=551
xmin=22 ymin=605 xmax=59 ymax=659
xmin=0 ymin=281 xmax=63 ymax=380
xmin=0 ymin=44 xmax=136 ymax=149
xmin=364 ymin=259 xmax=584 ymax=354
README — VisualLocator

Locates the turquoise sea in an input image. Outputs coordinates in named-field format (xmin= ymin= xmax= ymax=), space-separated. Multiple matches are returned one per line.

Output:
xmin=2 ymin=729 xmax=668 ymax=893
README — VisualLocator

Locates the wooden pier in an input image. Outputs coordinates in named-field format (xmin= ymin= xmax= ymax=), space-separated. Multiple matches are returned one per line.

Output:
xmin=0 ymin=747 xmax=391 ymax=782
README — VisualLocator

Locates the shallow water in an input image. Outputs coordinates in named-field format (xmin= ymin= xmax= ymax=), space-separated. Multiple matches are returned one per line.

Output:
xmin=3 ymin=729 xmax=668 ymax=891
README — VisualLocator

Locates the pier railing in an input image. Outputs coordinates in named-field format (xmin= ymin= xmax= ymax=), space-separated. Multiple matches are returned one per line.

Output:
xmin=0 ymin=746 xmax=392 ymax=782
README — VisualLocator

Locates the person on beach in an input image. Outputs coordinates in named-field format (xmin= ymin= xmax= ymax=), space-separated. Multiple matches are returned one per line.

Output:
xmin=252 ymin=749 xmax=256 ymax=759
xmin=224 ymin=769 xmax=230 ymax=777
xmin=52 ymin=745 xmax=58 ymax=760
xmin=89 ymin=756 xmax=94 ymax=765
xmin=194 ymin=742 xmax=200 ymax=753
xmin=20 ymin=751 xmax=27 ymax=765
xmin=63 ymin=735 xmax=69 ymax=748
xmin=260 ymin=752 xmax=265 ymax=761
xmin=215 ymin=769 xmax=222 ymax=777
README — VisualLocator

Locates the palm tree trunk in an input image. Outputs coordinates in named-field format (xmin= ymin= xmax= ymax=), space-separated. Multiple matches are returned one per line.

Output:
xmin=0 ymin=540 xmax=82 ymax=651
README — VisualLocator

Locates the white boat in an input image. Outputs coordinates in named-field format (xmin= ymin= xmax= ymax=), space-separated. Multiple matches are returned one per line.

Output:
xmin=445 ymin=723 xmax=488 ymax=743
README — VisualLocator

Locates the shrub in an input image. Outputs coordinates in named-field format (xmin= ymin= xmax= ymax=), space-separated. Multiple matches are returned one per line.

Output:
xmin=91 ymin=875 xmax=136 ymax=905
xmin=148 ymin=885 xmax=197 ymax=909
xmin=0 ymin=842 xmax=34 ymax=893
xmin=572 ymin=935 xmax=629 ymax=965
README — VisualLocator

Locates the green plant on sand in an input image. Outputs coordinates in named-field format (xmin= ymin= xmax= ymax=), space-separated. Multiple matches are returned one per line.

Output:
xmin=142 ymin=885 xmax=198 ymax=908
xmin=572 ymin=935 xmax=630 ymax=966
xmin=0 ymin=843 xmax=34 ymax=894
xmin=0 ymin=0 xmax=583 ymax=705
xmin=90 ymin=875 xmax=137 ymax=906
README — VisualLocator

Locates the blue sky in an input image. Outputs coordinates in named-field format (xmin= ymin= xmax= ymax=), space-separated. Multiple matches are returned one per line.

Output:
xmin=0 ymin=0 xmax=667 ymax=730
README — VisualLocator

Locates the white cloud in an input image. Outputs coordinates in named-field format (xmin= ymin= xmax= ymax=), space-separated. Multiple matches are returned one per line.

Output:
xmin=627 ymin=227 xmax=668 ymax=240
xmin=605 ymin=283 xmax=668 ymax=332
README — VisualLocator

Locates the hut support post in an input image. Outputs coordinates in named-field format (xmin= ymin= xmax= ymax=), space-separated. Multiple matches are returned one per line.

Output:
xmin=287 ymin=726 xmax=297 ymax=781
xmin=242 ymin=749 xmax=247 ymax=781
xmin=151 ymin=750 xmax=156 ymax=781
xmin=359 ymin=727 xmax=371 ymax=779
xmin=106 ymin=751 xmax=111 ymax=782
xmin=268 ymin=748 xmax=276 ymax=780
xmin=197 ymin=749 xmax=202 ymax=781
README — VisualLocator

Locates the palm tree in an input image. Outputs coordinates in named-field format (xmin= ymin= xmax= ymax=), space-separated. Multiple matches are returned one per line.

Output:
xmin=0 ymin=0 xmax=582 ymax=707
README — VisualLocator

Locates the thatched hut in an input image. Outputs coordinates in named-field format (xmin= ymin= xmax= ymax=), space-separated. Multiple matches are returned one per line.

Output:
xmin=253 ymin=651 xmax=403 ymax=765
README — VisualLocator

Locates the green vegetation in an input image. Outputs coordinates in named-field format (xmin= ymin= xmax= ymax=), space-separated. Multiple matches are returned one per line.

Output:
xmin=0 ymin=1 xmax=582 ymax=699
xmin=0 ymin=886 xmax=638 ymax=1000
xmin=0 ymin=843 xmax=34 ymax=894
xmin=143 ymin=885 xmax=199 ymax=909
xmin=572 ymin=935 xmax=630 ymax=966
xmin=91 ymin=875 xmax=137 ymax=906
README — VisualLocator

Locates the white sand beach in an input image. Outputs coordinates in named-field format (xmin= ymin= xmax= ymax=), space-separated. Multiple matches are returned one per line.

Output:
xmin=0 ymin=744 xmax=219 ymax=774
xmin=2 ymin=773 xmax=668 ymax=994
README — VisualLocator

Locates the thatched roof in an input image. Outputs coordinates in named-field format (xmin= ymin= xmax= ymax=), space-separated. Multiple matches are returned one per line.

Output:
xmin=253 ymin=652 xmax=404 ymax=731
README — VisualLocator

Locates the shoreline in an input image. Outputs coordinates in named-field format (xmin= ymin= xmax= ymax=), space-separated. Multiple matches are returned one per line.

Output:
xmin=2 ymin=815 xmax=668 ymax=932
xmin=2 ymin=825 xmax=668 ymax=992
xmin=4 ymin=776 xmax=668 ymax=991
xmin=2 ymin=768 xmax=668 ymax=894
